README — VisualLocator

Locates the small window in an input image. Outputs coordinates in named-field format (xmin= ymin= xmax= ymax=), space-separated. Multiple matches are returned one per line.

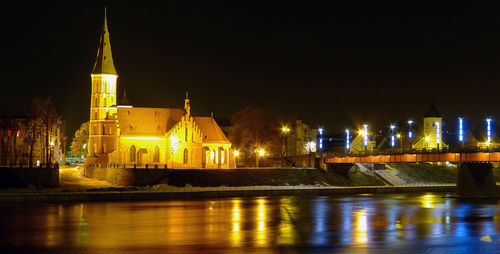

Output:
xmin=130 ymin=146 xmax=136 ymax=162
xmin=154 ymin=146 xmax=160 ymax=163
xmin=183 ymin=148 xmax=189 ymax=164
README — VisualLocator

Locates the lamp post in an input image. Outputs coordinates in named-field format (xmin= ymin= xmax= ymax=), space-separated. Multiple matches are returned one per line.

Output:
xmin=486 ymin=118 xmax=492 ymax=150
xmin=435 ymin=121 xmax=440 ymax=151
xmin=363 ymin=124 xmax=368 ymax=153
xmin=408 ymin=120 xmax=413 ymax=150
xmin=318 ymin=127 xmax=324 ymax=152
xmin=390 ymin=125 xmax=396 ymax=151
xmin=257 ymin=148 xmax=265 ymax=167
xmin=281 ymin=126 xmax=290 ymax=166
xmin=397 ymin=134 xmax=402 ymax=151
xmin=345 ymin=129 xmax=350 ymax=153
xmin=281 ymin=126 xmax=290 ymax=157
xmin=458 ymin=117 xmax=463 ymax=150
xmin=233 ymin=150 xmax=240 ymax=167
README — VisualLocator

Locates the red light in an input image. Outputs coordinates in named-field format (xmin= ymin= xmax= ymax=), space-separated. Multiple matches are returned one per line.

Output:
xmin=7 ymin=130 xmax=11 ymax=137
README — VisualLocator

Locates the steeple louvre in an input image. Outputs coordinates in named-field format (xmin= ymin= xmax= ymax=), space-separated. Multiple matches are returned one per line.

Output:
xmin=92 ymin=8 xmax=117 ymax=75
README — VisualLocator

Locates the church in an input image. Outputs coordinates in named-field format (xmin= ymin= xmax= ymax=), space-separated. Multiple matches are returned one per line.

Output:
xmin=86 ymin=12 xmax=235 ymax=168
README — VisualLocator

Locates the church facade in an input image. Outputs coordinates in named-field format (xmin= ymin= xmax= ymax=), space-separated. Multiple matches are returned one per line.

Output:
xmin=86 ymin=12 xmax=235 ymax=168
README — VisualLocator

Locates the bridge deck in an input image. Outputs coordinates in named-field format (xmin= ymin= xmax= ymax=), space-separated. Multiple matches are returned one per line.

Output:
xmin=325 ymin=152 xmax=500 ymax=163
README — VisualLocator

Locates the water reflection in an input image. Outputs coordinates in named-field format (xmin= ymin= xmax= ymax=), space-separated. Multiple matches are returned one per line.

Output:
xmin=1 ymin=193 xmax=500 ymax=252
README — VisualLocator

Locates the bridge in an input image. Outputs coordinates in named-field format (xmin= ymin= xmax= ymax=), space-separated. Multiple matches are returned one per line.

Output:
xmin=325 ymin=152 xmax=500 ymax=163
xmin=323 ymin=150 xmax=499 ymax=198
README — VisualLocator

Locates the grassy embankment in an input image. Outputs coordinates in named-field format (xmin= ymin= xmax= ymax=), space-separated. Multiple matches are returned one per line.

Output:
xmin=162 ymin=166 xmax=385 ymax=187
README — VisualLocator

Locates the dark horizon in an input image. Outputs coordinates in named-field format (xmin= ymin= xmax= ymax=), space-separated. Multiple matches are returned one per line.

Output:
xmin=3 ymin=1 xmax=500 ymax=139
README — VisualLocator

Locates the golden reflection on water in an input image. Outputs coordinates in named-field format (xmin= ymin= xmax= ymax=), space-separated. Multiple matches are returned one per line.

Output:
xmin=278 ymin=197 xmax=297 ymax=245
xmin=353 ymin=209 xmax=368 ymax=244
xmin=231 ymin=199 xmax=241 ymax=246
xmin=255 ymin=198 xmax=268 ymax=246
xmin=2 ymin=193 xmax=500 ymax=251
xmin=420 ymin=193 xmax=438 ymax=209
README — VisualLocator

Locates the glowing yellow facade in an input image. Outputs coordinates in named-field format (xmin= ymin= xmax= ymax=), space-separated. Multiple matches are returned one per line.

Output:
xmin=87 ymin=11 xmax=234 ymax=168
xmin=413 ymin=103 xmax=449 ymax=150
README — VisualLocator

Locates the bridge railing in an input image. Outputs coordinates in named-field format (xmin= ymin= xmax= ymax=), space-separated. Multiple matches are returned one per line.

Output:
xmin=322 ymin=147 xmax=500 ymax=158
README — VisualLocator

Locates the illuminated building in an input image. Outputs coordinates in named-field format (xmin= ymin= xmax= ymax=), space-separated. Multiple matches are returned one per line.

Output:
xmin=348 ymin=125 xmax=375 ymax=153
xmin=0 ymin=118 xmax=64 ymax=166
xmin=285 ymin=120 xmax=317 ymax=156
xmin=86 ymin=11 xmax=234 ymax=168
xmin=412 ymin=102 xmax=448 ymax=150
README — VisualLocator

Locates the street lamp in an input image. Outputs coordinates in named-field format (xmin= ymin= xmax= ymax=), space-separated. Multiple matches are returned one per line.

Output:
xmin=408 ymin=120 xmax=413 ymax=148
xmin=281 ymin=126 xmax=290 ymax=158
xmin=363 ymin=124 xmax=368 ymax=152
xmin=435 ymin=121 xmax=440 ymax=150
xmin=396 ymin=133 xmax=402 ymax=150
xmin=390 ymin=125 xmax=396 ymax=150
xmin=318 ymin=127 xmax=324 ymax=151
xmin=486 ymin=118 xmax=492 ymax=148
xmin=345 ymin=129 xmax=350 ymax=152
xmin=257 ymin=148 xmax=265 ymax=167
xmin=233 ymin=150 xmax=240 ymax=167
xmin=458 ymin=117 xmax=464 ymax=149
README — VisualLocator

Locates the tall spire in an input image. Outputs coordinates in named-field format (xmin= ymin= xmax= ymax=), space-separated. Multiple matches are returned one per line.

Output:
xmin=92 ymin=8 xmax=117 ymax=75
xmin=184 ymin=91 xmax=191 ymax=118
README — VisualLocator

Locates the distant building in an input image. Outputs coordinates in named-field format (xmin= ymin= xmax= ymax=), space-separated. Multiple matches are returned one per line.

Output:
xmin=348 ymin=129 xmax=376 ymax=153
xmin=86 ymin=12 xmax=234 ymax=168
xmin=285 ymin=120 xmax=317 ymax=156
xmin=413 ymin=102 xmax=449 ymax=150
xmin=0 ymin=118 xmax=64 ymax=166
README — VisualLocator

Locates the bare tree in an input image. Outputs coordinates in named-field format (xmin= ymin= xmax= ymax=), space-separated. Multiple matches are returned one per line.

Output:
xmin=229 ymin=107 xmax=281 ymax=166
xmin=71 ymin=121 xmax=89 ymax=157
xmin=34 ymin=97 xmax=59 ymax=167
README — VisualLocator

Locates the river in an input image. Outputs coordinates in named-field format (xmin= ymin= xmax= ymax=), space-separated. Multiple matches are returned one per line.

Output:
xmin=1 ymin=193 xmax=499 ymax=253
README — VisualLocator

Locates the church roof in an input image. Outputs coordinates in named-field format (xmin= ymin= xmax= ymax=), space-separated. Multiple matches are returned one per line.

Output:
xmin=92 ymin=9 xmax=117 ymax=75
xmin=194 ymin=117 xmax=231 ymax=143
xmin=117 ymin=107 xmax=185 ymax=136
xmin=424 ymin=102 xmax=441 ymax=118
xmin=120 ymin=90 xmax=131 ymax=106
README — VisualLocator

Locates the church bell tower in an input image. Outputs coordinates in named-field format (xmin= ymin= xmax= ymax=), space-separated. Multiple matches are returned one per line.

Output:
xmin=89 ymin=9 xmax=118 ymax=157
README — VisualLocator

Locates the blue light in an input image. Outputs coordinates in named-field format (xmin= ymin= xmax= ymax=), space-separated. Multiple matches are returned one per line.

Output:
xmin=458 ymin=117 xmax=463 ymax=142
xmin=363 ymin=125 xmax=368 ymax=147
xmin=390 ymin=125 xmax=396 ymax=148
xmin=487 ymin=118 xmax=492 ymax=143
xmin=435 ymin=122 xmax=440 ymax=146
xmin=346 ymin=129 xmax=350 ymax=150
xmin=319 ymin=138 xmax=323 ymax=149
xmin=318 ymin=128 xmax=323 ymax=136
xmin=408 ymin=120 xmax=413 ymax=140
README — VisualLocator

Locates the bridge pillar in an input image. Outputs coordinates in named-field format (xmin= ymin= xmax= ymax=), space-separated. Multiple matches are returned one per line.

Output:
xmin=457 ymin=162 xmax=497 ymax=197
xmin=326 ymin=163 xmax=353 ymax=175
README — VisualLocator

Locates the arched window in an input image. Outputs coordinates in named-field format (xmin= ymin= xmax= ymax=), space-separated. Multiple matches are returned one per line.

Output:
xmin=185 ymin=127 xmax=188 ymax=141
xmin=154 ymin=145 xmax=160 ymax=163
xmin=130 ymin=145 xmax=136 ymax=162
xmin=183 ymin=148 xmax=188 ymax=164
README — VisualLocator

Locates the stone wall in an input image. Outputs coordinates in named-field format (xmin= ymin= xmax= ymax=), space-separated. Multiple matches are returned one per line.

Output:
xmin=85 ymin=164 xmax=386 ymax=187
xmin=85 ymin=165 xmax=174 ymax=186
xmin=0 ymin=166 xmax=59 ymax=188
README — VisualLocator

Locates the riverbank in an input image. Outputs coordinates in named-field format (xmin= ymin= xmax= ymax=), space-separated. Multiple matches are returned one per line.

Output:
xmin=0 ymin=184 xmax=459 ymax=202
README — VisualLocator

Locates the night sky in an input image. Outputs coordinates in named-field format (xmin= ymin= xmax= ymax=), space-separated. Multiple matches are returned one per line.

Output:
xmin=3 ymin=1 xmax=500 ymax=139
